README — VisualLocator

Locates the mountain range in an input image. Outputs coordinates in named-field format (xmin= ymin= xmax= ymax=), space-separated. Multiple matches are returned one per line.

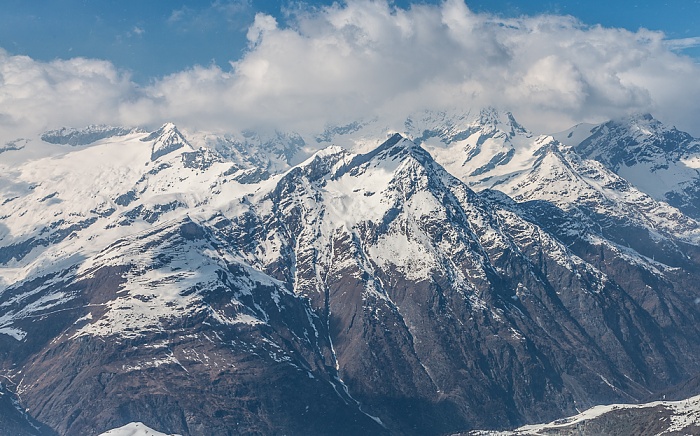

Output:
xmin=1 ymin=109 xmax=699 ymax=435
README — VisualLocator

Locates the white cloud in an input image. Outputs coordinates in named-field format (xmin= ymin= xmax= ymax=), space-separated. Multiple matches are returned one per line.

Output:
xmin=246 ymin=13 xmax=278 ymax=45
xmin=1 ymin=0 xmax=700 ymax=143
xmin=0 ymin=49 xmax=138 ymax=142
xmin=665 ymin=37 xmax=700 ymax=51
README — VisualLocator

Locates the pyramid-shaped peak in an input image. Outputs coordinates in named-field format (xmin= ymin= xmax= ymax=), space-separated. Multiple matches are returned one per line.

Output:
xmin=383 ymin=132 xmax=405 ymax=146
xmin=336 ymin=133 xmax=436 ymax=177
xmin=370 ymin=133 xmax=421 ymax=157
xmin=142 ymin=122 xmax=184 ymax=142
xmin=142 ymin=122 xmax=192 ymax=161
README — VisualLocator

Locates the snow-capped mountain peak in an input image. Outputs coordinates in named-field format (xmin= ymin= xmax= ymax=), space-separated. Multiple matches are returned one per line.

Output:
xmin=2 ymin=109 xmax=700 ymax=436
xmin=552 ymin=113 xmax=700 ymax=219
xmin=573 ymin=113 xmax=699 ymax=167
xmin=142 ymin=122 xmax=193 ymax=161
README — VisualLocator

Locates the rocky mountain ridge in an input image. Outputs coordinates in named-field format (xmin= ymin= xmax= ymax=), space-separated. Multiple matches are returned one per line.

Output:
xmin=469 ymin=394 xmax=700 ymax=436
xmin=1 ymin=111 xmax=699 ymax=435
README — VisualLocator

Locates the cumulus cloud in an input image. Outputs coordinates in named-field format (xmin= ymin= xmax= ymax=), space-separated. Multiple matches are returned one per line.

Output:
xmin=0 ymin=49 xmax=138 ymax=142
xmin=1 ymin=0 xmax=700 ymax=143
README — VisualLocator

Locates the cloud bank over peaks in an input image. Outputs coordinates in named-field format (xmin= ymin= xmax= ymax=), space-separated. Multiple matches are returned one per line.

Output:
xmin=1 ymin=0 xmax=699 ymax=145
xmin=0 ymin=49 xmax=137 ymax=140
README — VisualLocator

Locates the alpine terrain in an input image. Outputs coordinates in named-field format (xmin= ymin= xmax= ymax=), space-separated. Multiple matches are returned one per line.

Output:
xmin=1 ymin=109 xmax=699 ymax=435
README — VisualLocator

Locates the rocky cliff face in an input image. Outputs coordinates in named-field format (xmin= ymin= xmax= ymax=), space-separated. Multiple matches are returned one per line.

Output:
xmin=0 ymin=382 xmax=55 ymax=436
xmin=1 ymin=115 xmax=700 ymax=435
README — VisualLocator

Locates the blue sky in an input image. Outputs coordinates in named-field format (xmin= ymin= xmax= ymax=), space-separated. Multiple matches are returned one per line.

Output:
xmin=1 ymin=0 xmax=700 ymax=140
xmin=1 ymin=0 xmax=698 ymax=82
